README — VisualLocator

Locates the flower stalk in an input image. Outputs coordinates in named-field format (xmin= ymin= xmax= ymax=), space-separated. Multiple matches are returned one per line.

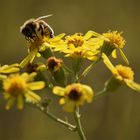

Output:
xmin=74 ymin=107 xmax=86 ymax=140
xmin=33 ymin=103 xmax=77 ymax=131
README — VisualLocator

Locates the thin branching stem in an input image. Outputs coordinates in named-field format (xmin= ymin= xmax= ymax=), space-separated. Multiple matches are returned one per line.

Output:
xmin=76 ymin=57 xmax=101 ymax=82
xmin=94 ymin=88 xmax=108 ymax=100
xmin=74 ymin=107 xmax=86 ymax=140
xmin=63 ymin=64 xmax=74 ymax=74
xmin=28 ymin=103 xmax=77 ymax=131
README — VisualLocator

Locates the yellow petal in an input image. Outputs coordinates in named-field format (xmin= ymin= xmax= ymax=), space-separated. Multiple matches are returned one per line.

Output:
xmin=21 ymin=72 xmax=36 ymax=82
xmin=5 ymin=97 xmax=15 ymax=110
xmin=83 ymin=85 xmax=94 ymax=103
xmin=92 ymin=31 xmax=101 ymax=37
xmin=59 ymin=98 xmax=66 ymax=105
xmin=112 ymin=49 xmax=117 ymax=58
xmin=20 ymin=50 xmax=37 ymax=68
xmin=24 ymin=90 xmax=41 ymax=103
xmin=119 ymin=49 xmax=129 ymax=65
xmin=0 ymin=74 xmax=7 ymax=80
xmin=53 ymin=86 xmax=65 ymax=96
xmin=53 ymin=33 xmax=65 ymax=40
xmin=1 ymin=64 xmax=19 ymax=72
xmin=17 ymin=94 xmax=24 ymax=109
xmin=63 ymin=101 xmax=75 ymax=112
xmin=102 ymin=53 xmax=118 ymax=75
xmin=8 ymin=63 xmax=19 ymax=67
xmin=83 ymin=31 xmax=93 ymax=40
xmin=87 ymin=38 xmax=104 ymax=48
xmin=37 ymin=53 xmax=41 ymax=57
xmin=27 ymin=81 xmax=45 ymax=90
xmin=1 ymin=66 xmax=20 ymax=73
xmin=125 ymin=79 xmax=140 ymax=92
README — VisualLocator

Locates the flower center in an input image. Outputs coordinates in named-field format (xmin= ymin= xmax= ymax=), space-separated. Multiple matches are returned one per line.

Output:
xmin=4 ymin=76 xmax=27 ymax=97
xmin=116 ymin=65 xmax=134 ymax=80
xmin=66 ymin=35 xmax=84 ymax=47
xmin=68 ymin=88 xmax=81 ymax=101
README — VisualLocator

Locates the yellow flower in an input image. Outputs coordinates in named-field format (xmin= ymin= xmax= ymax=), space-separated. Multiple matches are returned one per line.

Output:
xmin=53 ymin=83 xmax=94 ymax=112
xmin=0 ymin=64 xmax=20 ymax=80
xmin=92 ymin=30 xmax=129 ymax=64
xmin=2 ymin=73 xmax=45 ymax=110
xmin=20 ymin=33 xmax=65 ymax=68
xmin=102 ymin=53 xmax=140 ymax=92
xmin=53 ymin=31 xmax=100 ymax=61
xmin=103 ymin=31 xmax=125 ymax=49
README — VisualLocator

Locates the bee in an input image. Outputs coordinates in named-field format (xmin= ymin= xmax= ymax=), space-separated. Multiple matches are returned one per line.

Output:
xmin=20 ymin=15 xmax=54 ymax=41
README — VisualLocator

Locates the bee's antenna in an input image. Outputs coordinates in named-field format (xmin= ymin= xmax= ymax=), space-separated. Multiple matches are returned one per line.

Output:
xmin=35 ymin=14 xmax=53 ymax=22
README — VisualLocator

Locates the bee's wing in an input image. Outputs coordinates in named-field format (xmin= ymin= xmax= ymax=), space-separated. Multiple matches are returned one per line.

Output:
xmin=34 ymin=14 xmax=53 ymax=22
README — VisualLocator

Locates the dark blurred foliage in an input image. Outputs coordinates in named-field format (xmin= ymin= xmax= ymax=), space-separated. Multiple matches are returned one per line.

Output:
xmin=0 ymin=0 xmax=140 ymax=140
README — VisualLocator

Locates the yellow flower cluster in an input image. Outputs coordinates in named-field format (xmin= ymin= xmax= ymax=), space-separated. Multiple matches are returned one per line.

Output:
xmin=52 ymin=31 xmax=101 ymax=61
xmin=18 ymin=28 xmax=139 ymax=112
xmin=21 ymin=30 xmax=127 ymax=68
xmin=1 ymin=23 xmax=139 ymax=113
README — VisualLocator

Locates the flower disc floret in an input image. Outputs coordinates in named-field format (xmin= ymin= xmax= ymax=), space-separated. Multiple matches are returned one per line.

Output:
xmin=66 ymin=34 xmax=84 ymax=47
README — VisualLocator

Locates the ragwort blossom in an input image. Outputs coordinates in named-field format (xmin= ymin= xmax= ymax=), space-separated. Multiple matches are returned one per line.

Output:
xmin=102 ymin=53 xmax=140 ymax=92
xmin=53 ymin=83 xmax=94 ymax=112
xmin=2 ymin=72 xmax=45 ymax=110
xmin=91 ymin=30 xmax=129 ymax=64
xmin=53 ymin=31 xmax=101 ymax=61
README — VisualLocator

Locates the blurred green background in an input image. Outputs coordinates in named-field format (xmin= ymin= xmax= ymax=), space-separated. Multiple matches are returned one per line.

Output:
xmin=0 ymin=0 xmax=140 ymax=140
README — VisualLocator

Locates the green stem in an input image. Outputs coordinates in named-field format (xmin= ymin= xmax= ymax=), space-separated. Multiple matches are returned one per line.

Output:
xmin=63 ymin=64 xmax=73 ymax=74
xmin=76 ymin=58 xmax=101 ymax=82
xmin=29 ymin=103 xmax=76 ymax=131
xmin=74 ymin=107 xmax=86 ymax=140
xmin=94 ymin=89 xmax=108 ymax=100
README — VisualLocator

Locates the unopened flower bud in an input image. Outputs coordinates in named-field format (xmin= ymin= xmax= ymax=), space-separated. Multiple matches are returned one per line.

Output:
xmin=47 ymin=57 xmax=65 ymax=84
xmin=47 ymin=57 xmax=63 ymax=72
